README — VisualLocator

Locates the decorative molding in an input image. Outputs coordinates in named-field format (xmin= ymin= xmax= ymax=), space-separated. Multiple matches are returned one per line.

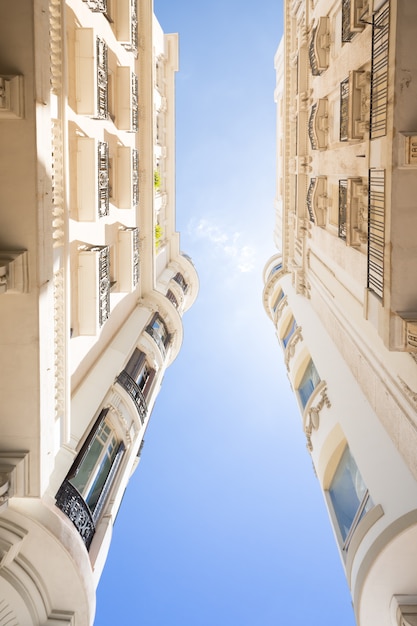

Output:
xmin=398 ymin=377 xmax=417 ymax=408
xmin=285 ymin=326 xmax=303 ymax=370
xmin=0 ymin=75 xmax=24 ymax=119
xmin=391 ymin=596 xmax=417 ymax=626
xmin=0 ymin=453 xmax=29 ymax=497
xmin=0 ymin=251 xmax=28 ymax=294
xmin=304 ymin=384 xmax=331 ymax=451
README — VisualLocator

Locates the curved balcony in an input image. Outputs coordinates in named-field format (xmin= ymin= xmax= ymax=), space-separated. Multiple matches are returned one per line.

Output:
xmin=308 ymin=99 xmax=328 ymax=150
xmin=116 ymin=370 xmax=148 ymax=424
xmin=306 ymin=177 xmax=327 ymax=226
xmin=55 ymin=480 xmax=95 ymax=549
xmin=309 ymin=17 xmax=330 ymax=76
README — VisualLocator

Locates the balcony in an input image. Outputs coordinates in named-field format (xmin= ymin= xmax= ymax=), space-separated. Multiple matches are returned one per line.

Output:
xmin=309 ymin=17 xmax=330 ymax=76
xmin=339 ymin=178 xmax=368 ymax=245
xmin=173 ymin=272 xmax=188 ymax=294
xmin=75 ymin=29 xmax=108 ymax=119
xmin=82 ymin=0 xmax=107 ymax=12
xmin=116 ymin=68 xmax=138 ymax=132
xmin=340 ymin=71 xmax=370 ymax=142
xmin=76 ymin=137 xmax=109 ymax=220
xmin=370 ymin=2 xmax=390 ymax=139
xmin=306 ymin=177 xmax=327 ymax=226
xmin=117 ymin=227 xmax=139 ymax=292
xmin=367 ymin=169 xmax=385 ymax=300
xmin=116 ymin=370 xmax=147 ymax=424
xmin=308 ymin=99 xmax=328 ymax=150
xmin=55 ymin=480 xmax=95 ymax=549
xmin=342 ymin=0 xmax=355 ymax=42
xmin=115 ymin=0 xmax=138 ymax=54
xmin=117 ymin=146 xmax=139 ymax=209
xmin=78 ymin=246 xmax=111 ymax=335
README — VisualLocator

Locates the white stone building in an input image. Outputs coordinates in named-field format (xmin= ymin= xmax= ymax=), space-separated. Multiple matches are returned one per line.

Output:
xmin=0 ymin=0 xmax=198 ymax=623
xmin=263 ymin=1 xmax=417 ymax=625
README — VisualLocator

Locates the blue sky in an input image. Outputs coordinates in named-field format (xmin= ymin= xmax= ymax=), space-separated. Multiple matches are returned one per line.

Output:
xmin=95 ymin=2 xmax=356 ymax=624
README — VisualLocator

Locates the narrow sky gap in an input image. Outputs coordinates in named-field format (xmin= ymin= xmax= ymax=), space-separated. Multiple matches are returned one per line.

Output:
xmin=95 ymin=2 xmax=356 ymax=624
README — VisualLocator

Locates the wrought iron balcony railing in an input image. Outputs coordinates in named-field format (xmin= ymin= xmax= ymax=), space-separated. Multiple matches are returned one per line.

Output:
xmin=340 ymin=78 xmax=350 ymax=142
xmin=55 ymin=480 xmax=96 ymax=549
xmin=98 ymin=141 xmax=109 ymax=218
xmin=131 ymin=73 xmax=138 ymax=132
xmin=98 ymin=246 xmax=110 ymax=326
xmin=173 ymin=272 xmax=188 ymax=294
xmin=132 ymin=148 xmax=139 ymax=208
xmin=370 ymin=2 xmax=389 ymax=139
xmin=308 ymin=104 xmax=318 ymax=150
xmin=166 ymin=289 xmax=179 ymax=309
xmin=367 ymin=169 xmax=385 ymax=299
xmin=307 ymin=178 xmax=316 ymax=223
xmin=83 ymin=0 xmax=107 ymax=12
xmin=338 ymin=180 xmax=348 ymax=240
xmin=342 ymin=0 xmax=355 ymax=42
xmin=132 ymin=227 xmax=139 ymax=288
xmin=116 ymin=370 xmax=148 ymax=423
xmin=96 ymin=37 xmax=108 ymax=119
xmin=308 ymin=100 xmax=328 ymax=150
xmin=309 ymin=17 xmax=330 ymax=76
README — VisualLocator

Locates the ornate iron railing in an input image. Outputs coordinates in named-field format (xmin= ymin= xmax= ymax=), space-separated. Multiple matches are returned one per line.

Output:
xmin=55 ymin=480 xmax=95 ymax=549
xmin=308 ymin=103 xmax=318 ymax=150
xmin=166 ymin=289 xmax=179 ymax=309
xmin=370 ymin=2 xmax=389 ymax=139
xmin=83 ymin=0 xmax=107 ymax=11
xmin=307 ymin=178 xmax=316 ymax=223
xmin=131 ymin=73 xmax=138 ymax=132
xmin=367 ymin=169 xmax=385 ymax=299
xmin=96 ymin=37 xmax=108 ymax=119
xmin=338 ymin=180 xmax=348 ymax=240
xmin=309 ymin=27 xmax=321 ymax=76
xmin=98 ymin=246 xmax=110 ymax=326
xmin=173 ymin=272 xmax=188 ymax=294
xmin=130 ymin=0 xmax=138 ymax=54
xmin=98 ymin=141 xmax=109 ymax=217
xmin=132 ymin=148 xmax=139 ymax=207
xmin=340 ymin=78 xmax=350 ymax=142
xmin=342 ymin=0 xmax=354 ymax=42
xmin=116 ymin=370 xmax=148 ymax=423
xmin=132 ymin=226 xmax=139 ymax=287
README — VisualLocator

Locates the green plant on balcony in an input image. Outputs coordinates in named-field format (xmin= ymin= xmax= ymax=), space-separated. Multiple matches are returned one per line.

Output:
xmin=154 ymin=170 xmax=161 ymax=191
xmin=155 ymin=224 xmax=163 ymax=250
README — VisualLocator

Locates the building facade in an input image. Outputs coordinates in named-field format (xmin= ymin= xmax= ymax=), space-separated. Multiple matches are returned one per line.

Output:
xmin=264 ymin=1 xmax=417 ymax=625
xmin=0 ymin=0 xmax=198 ymax=623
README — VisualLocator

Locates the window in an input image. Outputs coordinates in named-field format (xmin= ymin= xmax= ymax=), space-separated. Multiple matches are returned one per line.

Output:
xmin=124 ymin=348 xmax=155 ymax=396
xmin=296 ymin=359 xmax=320 ymax=409
xmin=272 ymin=289 xmax=284 ymax=313
xmin=329 ymin=446 xmax=373 ymax=549
xmin=146 ymin=314 xmax=170 ymax=356
xmin=282 ymin=317 xmax=297 ymax=348
xmin=55 ymin=409 xmax=125 ymax=548
xmin=68 ymin=418 xmax=120 ymax=514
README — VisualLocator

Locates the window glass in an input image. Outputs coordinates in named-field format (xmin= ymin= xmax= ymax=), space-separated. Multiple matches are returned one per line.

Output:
xmin=69 ymin=420 xmax=118 ymax=513
xmin=272 ymin=289 xmax=284 ymax=313
xmin=282 ymin=317 xmax=297 ymax=348
xmin=329 ymin=447 xmax=373 ymax=543
xmin=297 ymin=359 xmax=320 ymax=408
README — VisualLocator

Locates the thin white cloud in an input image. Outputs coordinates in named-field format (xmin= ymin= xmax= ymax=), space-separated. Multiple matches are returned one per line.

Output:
xmin=190 ymin=218 xmax=257 ymax=273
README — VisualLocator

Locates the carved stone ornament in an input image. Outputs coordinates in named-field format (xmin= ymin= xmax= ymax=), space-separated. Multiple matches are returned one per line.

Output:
xmin=398 ymin=377 xmax=417 ymax=408
xmin=285 ymin=327 xmax=303 ymax=370
xmin=304 ymin=384 xmax=331 ymax=451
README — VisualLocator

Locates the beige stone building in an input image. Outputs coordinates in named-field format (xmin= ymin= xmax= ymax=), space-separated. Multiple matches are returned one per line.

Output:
xmin=0 ymin=0 xmax=198 ymax=623
xmin=264 ymin=1 xmax=417 ymax=625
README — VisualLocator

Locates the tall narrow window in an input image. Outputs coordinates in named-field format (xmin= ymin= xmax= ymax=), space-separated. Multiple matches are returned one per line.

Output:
xmin=297 ymin=359 xmax=320 ymax=409
xmin=329 ymin=446 xmax=373 ymax=549
xmin=282 ymin=317 xmax=297 ymax=348
xmin=55 ymin=409 xmax=125 ymax=548
xmin=117 ymin=349 xmax=155 ymax=422
xmin=146 ymin=314 xmax=170 ymax=356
